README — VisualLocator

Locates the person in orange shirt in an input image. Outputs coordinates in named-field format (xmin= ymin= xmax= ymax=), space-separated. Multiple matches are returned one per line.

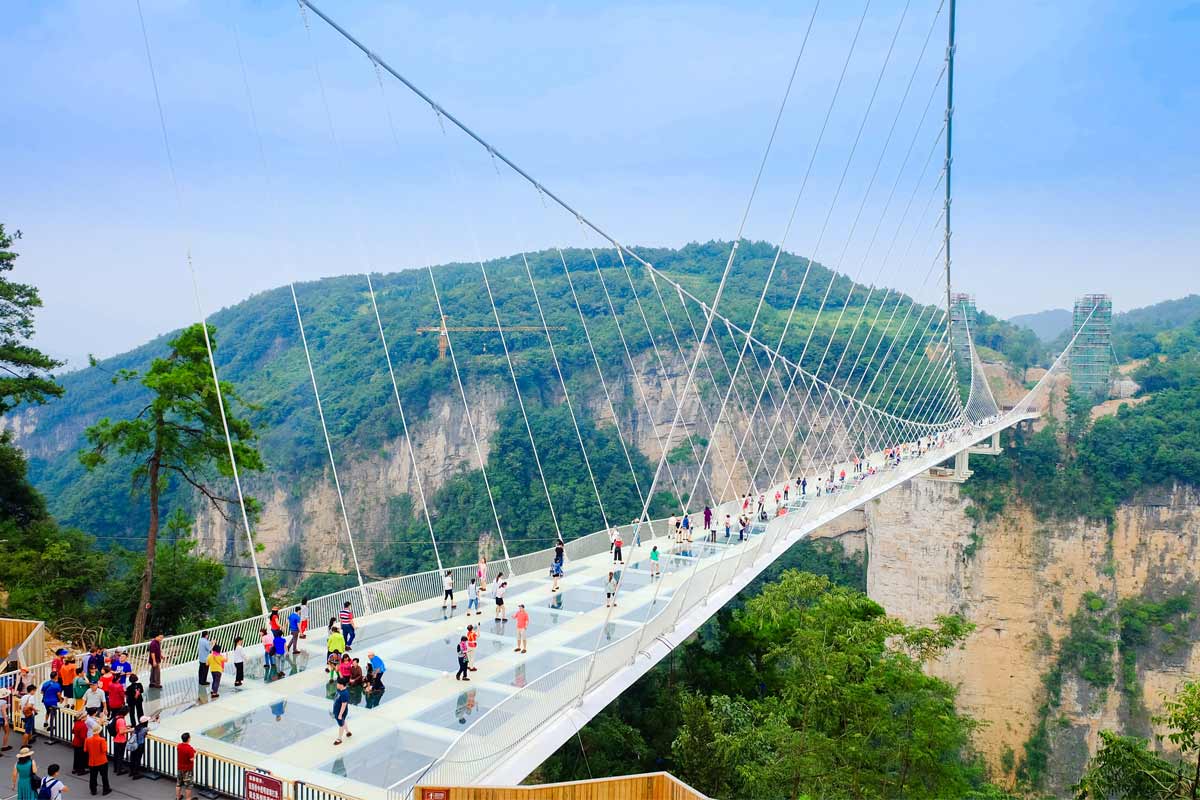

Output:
xmin=465 ymin=625 xmax=478 ymax=672
xmin=512 ymin=605 xmax=529 ymax=654
xmin=85 ymin=728 xmax=111 ymax=795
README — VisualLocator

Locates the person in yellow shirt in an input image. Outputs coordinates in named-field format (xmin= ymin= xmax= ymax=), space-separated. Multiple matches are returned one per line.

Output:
xmin=206 ymin=646 xmax=228 ymax=699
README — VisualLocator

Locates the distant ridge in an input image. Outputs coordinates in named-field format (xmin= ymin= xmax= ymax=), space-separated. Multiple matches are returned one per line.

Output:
xmin=1009 ymin=308 xmax=1071 ymax=342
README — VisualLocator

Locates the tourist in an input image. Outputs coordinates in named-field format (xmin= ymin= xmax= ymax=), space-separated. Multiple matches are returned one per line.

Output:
xmin=126 ymin=716 xmax=152 ymax=780
xmin=367 ymin=651 xmax=385 ymax=678
xmin=455 ymin=637 xmax=469 ymax=681
xmin=148 ymin=634 xmax=164 ymax=689
xmin=85 ymin=727 xmax=110 ymax=796
xmin=124 ymin=674 xmax=144 ymax=725
xmin=271 ymin=631 xmax=287 ymax=671
xmin=608 ymin=526 xmax=617 ymax=557
xmin=612 ymin=528 xmax=623 ymax=565
xmin=70 ymin=670 xmax=88 ymax=713
xmin=494 ymin=581 xmax=508 ymax=622
xmin=513 ymin=604 xmax=529 ymax=654
xmin=20 ymin=686 xmax=37 ymax=747
xmin=801 ymin=477 xmax=807 ymax=496
xmin=549 ymin=550 xmax=563 ymax=593
xmin=299 ymin=598 xmax=310 ymax=639
xmin=332 ymin=678 xmax=351 ymax=745
xmin=82 ymin=709 xmax=103 ymax=741
xmin=0 ymin=687 xmax=9 ymax=753
xmin=466 ymin=625 xmax=478 ymax=672
xmin=260 ymin=628 xmax=275 ymax=670
xmin=206 ymin=645 xmax=227 ymax=698
xmin=40 ymin=672 xmax=62 ymax=733
xmin=649 ymin=545 xmax=661 ymax=578
xmin=57 ymin=659 xmax=77 ymax=705
xmin=467 ymin=578 xmax=480 ymax=615
xmin=38 ymin=763 xmax=66 ymax=800
xmin=269 ymin=607 xmax=282 ymax=639
xmin=81 ymin=682 xmax=104 ymax=716
xmin=681 ymin=513 xmax=691 ymax=542
xmin=605 ymin=572 xmax=618 ymax=608
xmin=175 ymin=733 xmax=195 ymax=800
xmin=442 ymin=571 xmax=456 ymax=610
xmin=288 ymin=606 xmax=302 ymax=654
xmin=196 ymin=632 xmax=212 ymax=687
xmin=339 ymin=602 xmax=356 ymax=651
xmin=110 ymin=653 xmax=130 ymax=686
xmin=325 ymin=623 xmax=345 ymax=660
xmin=11 ymin=747 xmax=37 ymax=800
xmin=110 ymin=713 xmax=128 ymax=775
xmin=231 ymin=637 xmax=246 ymax=687
xmin=70 ymin=710 xmax=88 ymax=775
xmin=783 ymin=482 xmax=790 ymax=500
xmin=703 ymin=505 xmax=712 ymax=533
xmin=724 ymin=513 xmax=732 ymax=541
xmin=477 ymin=557 xmax=488 ymax=592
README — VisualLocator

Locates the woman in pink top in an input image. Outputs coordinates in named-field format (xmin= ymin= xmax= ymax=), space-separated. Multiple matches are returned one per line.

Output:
xmin=512 ymin=604 xmax=529 ymax=654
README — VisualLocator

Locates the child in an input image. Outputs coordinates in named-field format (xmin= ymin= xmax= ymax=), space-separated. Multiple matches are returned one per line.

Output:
xmin=207 ymin=646 xmax=227 ymax=698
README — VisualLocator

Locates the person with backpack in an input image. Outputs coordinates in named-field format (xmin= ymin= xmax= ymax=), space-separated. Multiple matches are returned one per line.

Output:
xmin=124 ymin=675 xmax=143 ymax=727
xmin=37 ymin=763 xmax=66 ymax=800
xmin=19 ymin=686 xmax=38 ymax=748
xmin=126 ymin=716 xmax=153 ymax=780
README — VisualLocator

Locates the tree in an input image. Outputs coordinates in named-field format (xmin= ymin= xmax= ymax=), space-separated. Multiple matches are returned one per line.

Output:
xmin=0 ymin=223 xmax=63 ymax=413
xmin=1073 ymin=681 xmax=1200 ymax=799
xmin=80 ymin=323 xmax=263 ymax=641
xmin=670 ymin=571 xmax=982 ymax=799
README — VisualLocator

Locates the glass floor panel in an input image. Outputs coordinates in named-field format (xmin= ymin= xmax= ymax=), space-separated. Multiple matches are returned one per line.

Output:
xmin=418 ymin=686 xmax=513 ymax=732
xmin=524 ymin=603 xmax=579 ymax=625
xmin=614 ymin=596 xmax=673 ymax=624
xmin=561 ymin=621 xmax=641 ymax=651
xmin=491 ymin=650 xmax=582 ymax=689
xmin=201 ymin=700 xmax=334 ymax=754
xmin=319 ymin=732 xmax=440 ymax=790
xmin=394 ymin=641 xmax=499 ymax=673
xmin=345 ymin=619 xmax=423 ymax=648
xmin=542 ymin=586 xmax=608 ymax=613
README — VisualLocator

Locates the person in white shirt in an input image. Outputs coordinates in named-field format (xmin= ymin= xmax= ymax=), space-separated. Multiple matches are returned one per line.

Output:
xmin=494 ymin=581 xmax=508 ymax=622
xmin=442 ymin=571 xmax=456 ymax=610
xmin=467 ymin=578 xmax=480 ymax=616
xmin=231 ymin=637 xmax=247 ymax=687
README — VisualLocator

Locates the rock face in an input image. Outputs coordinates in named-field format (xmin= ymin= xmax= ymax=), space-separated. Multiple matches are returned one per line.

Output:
xmin=862 ymin=475 xmax=1200 ymax=793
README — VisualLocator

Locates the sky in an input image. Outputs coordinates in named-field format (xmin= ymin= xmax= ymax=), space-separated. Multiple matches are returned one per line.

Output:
xmin=3 ymin=0 xmax=1198 ymax=370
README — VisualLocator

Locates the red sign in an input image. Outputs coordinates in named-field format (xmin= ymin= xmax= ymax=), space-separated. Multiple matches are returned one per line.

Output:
xmin=421 ymin=790 xmax=450 ymax=800
xmin=245 ymin=772 xmax=283 ymax=800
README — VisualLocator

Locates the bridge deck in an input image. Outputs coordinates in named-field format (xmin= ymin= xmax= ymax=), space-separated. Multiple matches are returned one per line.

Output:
xmin=49 ymin=415 xmax=1028 ymax=800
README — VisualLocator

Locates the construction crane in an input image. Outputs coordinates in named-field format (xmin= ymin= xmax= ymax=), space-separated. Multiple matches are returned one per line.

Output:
xmin=417 ymin=315 xmax=566 ymax=360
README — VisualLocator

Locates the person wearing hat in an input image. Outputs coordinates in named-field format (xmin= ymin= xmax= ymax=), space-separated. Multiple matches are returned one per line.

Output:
xmin=10 ymin=746 xmax=37 ymax=800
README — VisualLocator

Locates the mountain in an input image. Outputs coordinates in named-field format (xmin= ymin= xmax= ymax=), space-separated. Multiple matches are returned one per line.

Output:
xmin=1009 ymin=308 xmax=1072 ymax=341
xmin=1114 ymin=294 xmax=1200 ymax=360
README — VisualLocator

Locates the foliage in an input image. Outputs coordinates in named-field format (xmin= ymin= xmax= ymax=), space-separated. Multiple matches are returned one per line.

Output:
xmin=0 ymin=223 xmax=63 ymax=413
xmin=1073 ymin=680 xmax=1200 ymax=799
xmin=1112 ymin=294 xmax=1200 ymax=361
xmin=542 ymin=563 xmax=1001 ymax=799
xmin=79 ymin=323 xmax=264 ymax=640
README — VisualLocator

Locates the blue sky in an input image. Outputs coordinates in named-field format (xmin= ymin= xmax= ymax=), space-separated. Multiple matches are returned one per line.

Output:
xmin=4 ymin=0 xmax=1197 ymax=369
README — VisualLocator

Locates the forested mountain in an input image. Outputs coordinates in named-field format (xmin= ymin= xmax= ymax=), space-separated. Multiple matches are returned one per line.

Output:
xmin=1009 ymin=308 xmax=1071 ymax=341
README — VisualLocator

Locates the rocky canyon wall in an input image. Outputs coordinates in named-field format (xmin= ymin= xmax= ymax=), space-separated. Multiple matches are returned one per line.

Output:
xmin=862 ymin=474 xmax=1200 ymax=794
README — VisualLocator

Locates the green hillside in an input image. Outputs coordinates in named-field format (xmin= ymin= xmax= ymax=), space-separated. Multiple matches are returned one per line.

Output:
xmin=15 ymin=240 xmax=1048 ymax=591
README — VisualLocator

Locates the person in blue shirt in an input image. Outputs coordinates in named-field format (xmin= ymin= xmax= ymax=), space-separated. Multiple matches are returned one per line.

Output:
xmin=366 ymin=651 xmax=385 ymax=676
xmin=332 ymin=678 xmax=351 ymax=745
xmin=287 ymin=607 xmax=302 ymax=655
xmin=40 ymin=673 xmax=62 ymax=732
xmin=271 ymin=632 xmax=287 ymax=677
xmin=111 ymin=652 xmax=132 ymax=684
xmin=197 ymin=632 xmax=213 ymax=687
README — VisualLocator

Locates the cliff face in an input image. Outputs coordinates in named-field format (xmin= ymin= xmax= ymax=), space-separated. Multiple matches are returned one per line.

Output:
xmin=862 ymin=474 xmax=1200 ymax=793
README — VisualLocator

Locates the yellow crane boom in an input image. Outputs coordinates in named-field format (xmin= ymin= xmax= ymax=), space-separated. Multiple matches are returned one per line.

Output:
xmin=417 ymin=315 xmax=566 ymax=360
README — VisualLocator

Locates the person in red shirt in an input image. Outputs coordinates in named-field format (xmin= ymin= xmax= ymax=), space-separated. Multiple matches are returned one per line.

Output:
xmin=176 ymin=733 xmax=196 ymax=800
xmin=71 ymin=712 xmax=89 ymax=775
xmin=85 ymin=728 xmax=111 ymax=795
xmin=104 ymin=678 xmax=125 ymax=719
